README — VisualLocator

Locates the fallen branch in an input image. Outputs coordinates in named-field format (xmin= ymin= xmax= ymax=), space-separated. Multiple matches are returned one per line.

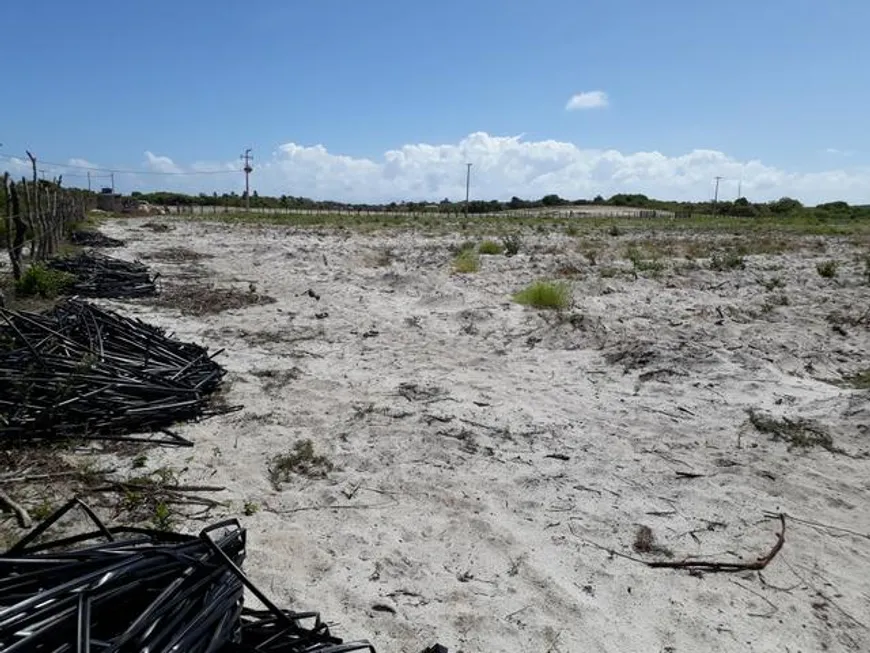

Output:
xmin=571 ymin=514 xmax=786 ymax=573
xmin=0 ymin=488 xmax=32 ymax=528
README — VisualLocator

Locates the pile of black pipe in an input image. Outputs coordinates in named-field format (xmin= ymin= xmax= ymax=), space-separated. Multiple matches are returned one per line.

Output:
xmin=0 ymin=499 xmax=382 ymax=652
xmin=47 ymin=251 xmax=156 ymax=297
xmin=0 ymin=298 xmax=234 ymax=445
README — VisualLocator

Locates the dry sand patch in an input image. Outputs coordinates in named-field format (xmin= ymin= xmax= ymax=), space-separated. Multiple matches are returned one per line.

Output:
xmin=6 ymin=217 xmax=868 ymax=652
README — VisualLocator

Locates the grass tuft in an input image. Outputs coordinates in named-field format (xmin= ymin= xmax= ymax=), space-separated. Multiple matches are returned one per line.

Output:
xmin=15 ymin=264 xmax=75 ymax=299
xmin=452 ymin=248 xmax=480 ymax=273
xmin=816 ymin=260 xmax=839 ymax=278
xmin=513 ymin=280 xmax=572 ymax=310
xmin=268 ymin=439 xmax=333 ymax=488
xmin=478 ymin=239 xmax=504 ymax=255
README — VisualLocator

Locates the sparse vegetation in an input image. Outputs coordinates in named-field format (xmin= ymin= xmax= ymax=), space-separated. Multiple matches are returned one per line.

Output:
xmin=626 ymin=246 xmax=664 ymax=272
xmin=140 ymin=221 xmax=174 ymax=233
xmin=761 ymin=293 xmax=790 ymax=314
xmin=370 ymin=247 xmax=395 ymax=267
xmin=607 ymin=225 xmax=621 ymax=237
xmin=816 ymin=260 xmax=839 ymax=278
xmin=151 ymin=283 xmax=276 ymax=315
xmin=14 ymin=264 xmax=75 ymax=298
xmin=502 ymin=234 xmax=522 ymax=257
xmin=152 ymin=502 xmax=174 ymax=530
xmin=762 ymin=276 xmax=785 ymax=291
xmin=452 ymin=248 xmax=480 ymax=273
xmin=478 ymin=239 xmax=504 ymax=255
xmin=843 ymin=370 xmax=870 ymax=390
xmin=243 ymin=501 xmax=260 ymax=516
xmin=142 ymin=246 xmax=210 ymax=262
xmin=747 ymin=409 xmax=841 ymax=453
xmin=710 ymin=251 xmax=745 ymax=271
xmin=632 ymin=525 xmax=673 ymax=557
xmin=268 ymin=439 xmax=334 ymax=488
xmin=513 ymin=280 xmax=572 ymax=310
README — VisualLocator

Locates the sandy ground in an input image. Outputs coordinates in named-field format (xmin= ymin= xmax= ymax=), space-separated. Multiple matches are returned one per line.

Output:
xmin=87 ymin=219 xmax=870 ymax=651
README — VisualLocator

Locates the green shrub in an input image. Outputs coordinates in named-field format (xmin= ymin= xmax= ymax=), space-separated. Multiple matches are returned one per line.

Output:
xmin=513 ymin=280 xmax=572 ymax=310
xmin=15 ymin=265 xmax=75 ymax=298
xmin=452 ymin=249 xmax=480 ymax=273
xmin=816 ymin=260 xmax=838 ymax=278
xmin=478 ymin=240 xmax=504 ymax=255
xmin=502 ymin=234 xmax=522 ymax=257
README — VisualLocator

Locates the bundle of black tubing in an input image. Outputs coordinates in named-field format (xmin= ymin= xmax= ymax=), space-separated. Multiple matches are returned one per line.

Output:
xmin=0 ymin=499 xmax=377 ymax=652
xmin=0 ymin=298 xmax=235 ymax=445
xmin=47 ymin=251 xmax=156 ymax=298
xmin=69 ymin=230 xmax=126 ymax=248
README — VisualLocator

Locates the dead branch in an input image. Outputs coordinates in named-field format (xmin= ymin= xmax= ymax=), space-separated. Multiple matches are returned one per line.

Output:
xmin=0 ymin=488 xmax=32 ymax=528
xmin=571 ymin=514 xmax=787 ymax=573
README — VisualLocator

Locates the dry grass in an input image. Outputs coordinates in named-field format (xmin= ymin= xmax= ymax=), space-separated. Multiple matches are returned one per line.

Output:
xmin=142 ymin=247 xmax=212 ymax=263
xmin=140 ymin=221 xmax=174 ymax=233
xmin=252 ymin=368 xmax=304 ymax=394
xmin=268 ymin=439 xmax=334 ymax=488
xmin=152 ymin=284 xmax=276 ymax=316
xmin=747 ymin=409 xmax=841 ymax=453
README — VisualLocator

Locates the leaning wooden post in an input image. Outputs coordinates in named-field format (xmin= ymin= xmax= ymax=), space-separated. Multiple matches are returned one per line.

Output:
xmin=8 ymin=180 xmax=25 ymax=280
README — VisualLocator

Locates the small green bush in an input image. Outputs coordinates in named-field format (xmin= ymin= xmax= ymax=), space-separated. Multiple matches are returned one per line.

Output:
xmin=453 ymin=249 xmax=480 ymax=273
xmin=15 ymin=265 xmax=75 ymax=298
xmin=816 ymin=260 xmax=838 ymax=278
xmin=478 ymin=240 xmax=504 ymax=255
xmin=513 ymin=280 xmax=572 ymax=310
xmin=502 ymin=234 xmax=522 ymax=257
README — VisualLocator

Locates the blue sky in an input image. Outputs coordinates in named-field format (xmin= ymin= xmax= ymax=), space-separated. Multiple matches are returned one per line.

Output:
xmin=2 ymin=0 xmax=868 ymax=203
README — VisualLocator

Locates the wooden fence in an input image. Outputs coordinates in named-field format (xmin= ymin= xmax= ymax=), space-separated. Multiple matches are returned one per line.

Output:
xmin=2 ymin=153 xmax=94 ymax=281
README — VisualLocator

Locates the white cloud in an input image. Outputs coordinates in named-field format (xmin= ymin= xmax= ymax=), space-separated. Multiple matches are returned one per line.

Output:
xmin=824 ymin=148 xmax=854 ymax=157
xmin=565 ymin=91 xmax=609 ymax=111
xmin=144 ymin=151 xmax=182 ymax=174
xmin=9 ymin=133 xmax=870 ymax=205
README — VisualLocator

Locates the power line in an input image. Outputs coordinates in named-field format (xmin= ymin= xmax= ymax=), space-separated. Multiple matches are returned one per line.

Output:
xmin=0 ymin=153 xmax=237 ymax=176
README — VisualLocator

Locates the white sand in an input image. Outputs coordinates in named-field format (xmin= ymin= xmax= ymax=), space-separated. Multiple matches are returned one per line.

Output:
xmin=101 ymin=218 xmax=869 ymax=652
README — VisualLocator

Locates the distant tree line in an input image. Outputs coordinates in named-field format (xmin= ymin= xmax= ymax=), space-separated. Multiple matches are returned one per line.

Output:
xmin=127 ymin=190 xmax=870 ymax=219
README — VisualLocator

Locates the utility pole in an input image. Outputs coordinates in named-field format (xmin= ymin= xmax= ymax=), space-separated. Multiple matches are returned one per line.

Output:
xmin=87 ymin=171 xmax=91 ymax=192
xmin=713 ymin=176 xmax=723 ymax=212
xmin=464 ymin=163 xmax=472 ymax=218
xmin=241 ymin=148 xmax=253 ymax=211
xmin=110 ymin=172 xmax=115 ymax=193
